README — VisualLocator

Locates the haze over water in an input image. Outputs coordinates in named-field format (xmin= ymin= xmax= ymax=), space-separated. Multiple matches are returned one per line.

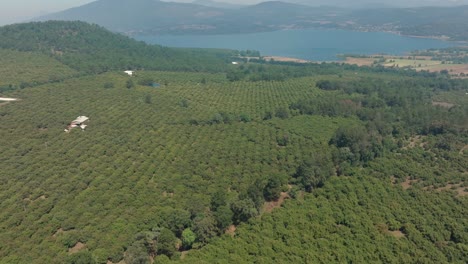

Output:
xmin=136 ymin=29 xmax=457 ymax=61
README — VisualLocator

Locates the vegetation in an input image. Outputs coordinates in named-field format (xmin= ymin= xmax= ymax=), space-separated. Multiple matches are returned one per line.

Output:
xmin=0 ymin=21 xmax=466 ymax=264
xmin=0 ymin=21 xmax=236 ymax=74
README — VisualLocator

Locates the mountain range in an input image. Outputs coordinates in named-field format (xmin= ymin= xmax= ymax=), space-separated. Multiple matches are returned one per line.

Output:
xmin=35 ymin=0 xmax=468 ymax=40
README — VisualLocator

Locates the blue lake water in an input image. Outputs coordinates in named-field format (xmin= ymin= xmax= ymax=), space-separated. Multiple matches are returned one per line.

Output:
xmin=135 ymin=29 xmax=458 ymax=61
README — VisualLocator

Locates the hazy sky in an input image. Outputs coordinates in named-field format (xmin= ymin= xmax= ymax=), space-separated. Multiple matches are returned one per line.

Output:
xmin=0 ymin=0 xmax=465 ymax=26
xmin=0 ymin=0 xmax=94 ymax=25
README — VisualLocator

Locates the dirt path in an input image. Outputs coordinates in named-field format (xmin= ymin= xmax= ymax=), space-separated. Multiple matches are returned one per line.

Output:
xmin=263 ymin=192 xmax=290 ymax=213
xmin=68 ymin=242 xmax=86 ymax=254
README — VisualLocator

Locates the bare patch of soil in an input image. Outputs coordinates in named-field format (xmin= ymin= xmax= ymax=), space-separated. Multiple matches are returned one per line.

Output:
xmin=403 ymin=135 xmax=426 ymax=150
xmin=263 ymin=192 xmax=290 ymax=213
xmin=225 ymin=225 xmax=236 ymax=237
xmin=180 ymin=251 xmax=189 ymax=260
xmin=23 ymin=195 xmax=47 ymax=203
xmin=162 ymin=191 xmax=174 ymax=197
xmin=107 ymin=260 xmax=125 ymax=264
xmin=425 ymin=183 xmax=467 ymax=197
xmin=52 ymin=228 xmax=64 ymax=238
xmin=387 ymin=230 xmax=406 ymax=238
xmin=344 ymin=57 xmax=375 ymax=66
xmin=376 ymin=223 xmax=406 ymax=238
xmin=432 ymin=101 xmax=455 ymax=108
xmin=68 ymin=242 xmax=86 ymax=254
xmin=401 ymin=177 xmax=419 ymax=190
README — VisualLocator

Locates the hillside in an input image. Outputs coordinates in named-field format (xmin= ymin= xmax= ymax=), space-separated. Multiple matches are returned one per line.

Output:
xmin=350 ymin=5 xmax=468 ymax=40
xmin=0 ymin=21 xmax=467 ymax=264
xmin=36 ymin=0 xmax=228 ymax=33
xmin=35 ymin=0 xmax=346 ymax=35
xmin=0 ymin=21 xmax=235 ymax=74
xmin=34 ymin=0 xmax=468 ymax=40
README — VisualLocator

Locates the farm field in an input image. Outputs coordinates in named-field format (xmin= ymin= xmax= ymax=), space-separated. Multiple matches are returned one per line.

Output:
xmin=344 ymin=53 xmax=468 ymax=76
xmin=0 ymin=21 xmax=467 ymax=264
xmin=0 ymin=49 xmax=77 ymax=87
xmin=1 ymin=67 xmax=467 ymax=263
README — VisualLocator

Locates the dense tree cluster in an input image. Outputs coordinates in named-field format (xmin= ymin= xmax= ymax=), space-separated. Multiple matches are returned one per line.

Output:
xmin=0 ymin=21 xmax=236 ymax=74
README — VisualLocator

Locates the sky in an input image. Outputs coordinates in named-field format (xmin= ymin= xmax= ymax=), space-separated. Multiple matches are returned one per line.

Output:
xmin=0 ymin=0 xmax=94 ymax=25
xmin=0 ymin=0 xmax=465 ymax=26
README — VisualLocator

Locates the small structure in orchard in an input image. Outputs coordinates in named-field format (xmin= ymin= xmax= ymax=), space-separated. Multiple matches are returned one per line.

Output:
xmin=65 ymin=116 xmax=89 ymax=132
xmin=124 ymin=70 xmax=135 ymax=76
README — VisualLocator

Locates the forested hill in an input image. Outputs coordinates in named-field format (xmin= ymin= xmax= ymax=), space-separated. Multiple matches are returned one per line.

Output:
xmin=0 ymin=21 xmax=235 ymax=73
xmin=351 ymin=5 xmax=468 ymax=41
xmin=34 ymin=0 xmax=346 ymax=35
xmin=36 ymin=0 xmax=227 ymax=33
xmin=33 ymin=1 xmax=468 ymax=41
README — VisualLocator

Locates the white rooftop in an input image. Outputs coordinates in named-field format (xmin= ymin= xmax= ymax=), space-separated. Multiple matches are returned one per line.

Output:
xmin=73 ymin=116 xmax=89 ymax=123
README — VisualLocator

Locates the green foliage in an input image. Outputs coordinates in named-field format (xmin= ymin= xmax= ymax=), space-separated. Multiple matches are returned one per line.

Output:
xmin=103 ymin=82 xmax=114 ymax=89
xmin=158 ymin=228 xmax=177 ymax=257
xmin=0 ymin=49 xmax=77 ymax=87
xmin=263 ymin=175 xmax=283 ymax=201
xmin=181 ymin=229 xmax=196 ymax=250
xmin=180 ymin=176 xmax=468 ymax=263
xmin=144 ymin=94 xmax=152 ymax=104
xmin=214 ymin=206 xmax=234 ymax=231
xmin=275 ymin=107 xmax=289 ymax=119
xmin=126 ymin=79 xmax=135 ymax=89
xmin=231 ymin=199 xmax=258 ymax=224
xmin=193 ymin=213 xmax=217 ymax=244
xmin=66 ymin=251 xmax=96 ymax=264
xmin=0 ymin=21 xmax=235 ymax=74
xmin=125 ymin=240 xmax=151 ymax=264
xmin=0 ymin=26 xmax=466 ymax=263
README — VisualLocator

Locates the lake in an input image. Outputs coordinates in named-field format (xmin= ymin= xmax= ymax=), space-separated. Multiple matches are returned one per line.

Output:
xmin=135 ymin=29 xmax=457 ymax=61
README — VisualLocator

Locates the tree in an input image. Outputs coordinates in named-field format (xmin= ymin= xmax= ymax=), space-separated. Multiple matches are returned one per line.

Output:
xmin=125 ymin=240 xmax=150 ymax=264
xmin=103 ymin=82 xmax=114 ymax=89
xmin=211 ymin=189 xmax=227 ymax=211
xmin=263 ymin=175 xmax=283 ymax=201
xmin=157 ymin=228 xmax=177 ymax=257
xmin=275 ymin=107 xmax=289 ymax=119
xmin=66 ymin=251 xmax=96 ymax=264
xmin=239 ymin=113 xmax=251 ymax=122
xmin=126 ymin=79 xmax=134 ymax=89
xmin=193 ymin=213 xmax=218 ymax=244
xmin=181 ymin=228 xmax=196 ymax=250
xmin=294 ymin=159 xmax=333 ymax=192
xmin=144 ymin=94 xmax=152 ymax=104
xmin=231 ymin=199 xmax=258 ymax=224
xmin=263 ymin=111 xmax=273 ymax=120
xmin=247 ymin=179 xmax=265 ymax=210
xmin=214 ymin=205 xmax=234 ymax=230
